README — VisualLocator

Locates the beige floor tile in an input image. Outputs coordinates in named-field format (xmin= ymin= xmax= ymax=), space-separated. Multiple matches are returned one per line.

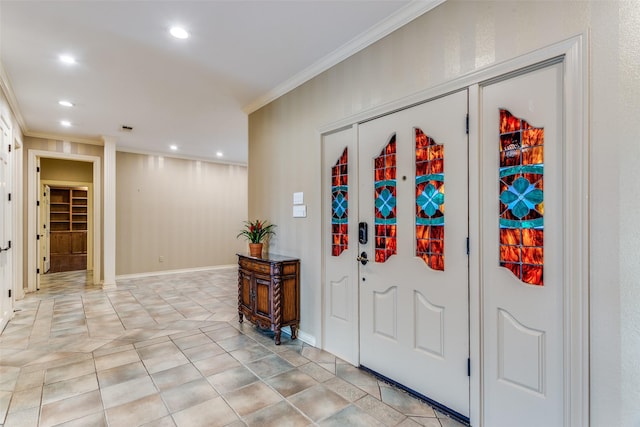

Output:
xmin=224 ymin=382 xmax=283 ymax=416
xmin=181 ymin=342 xmax=226 ymax=362
xmin=318 ymin=404 xmax=386 ymax=427
xmin=323 ymin=376 xmax=368 ymax=402
xmin=94 ymin=348 xmax=141 ymax=371
xmin=2 ymin=406 xmax=39 ymax=427
xmin=96 ymin=360 xmax=149 ymax=388
xmin=288 ymin=384 xmax=350 ymax=422
xmin=0 ymin=269 xmax=455 ymax=427
xmin=245 ymin=354 xmax=294 ymax=379
xmin=160 ymin=378 xmax=218 ymax=413
xmin=0 ymin=390 xmax=12 ymax=422
xmin=42 ymin=373 xmax=98 ymax=405
xmin=54 ymin=411 xmax=108 ymax=427
xmin=207 ymin=365 xmax=259 ymax=394
xmin=39 ymin=390 xmax=103 ymax=427
xmin=151 ymin=363 xmax=204 ymax=391
xmin=101 ymin=375 xmax=158 ymax=409
xmin=243 ymin=400 xmax=310 ymax=427
xmin=355 ymin=395 xmax=407 ymax=426
xmin=44 ymin=358 xmax=95 ymax=384
xmin=265 ymin=369 xmax=318 ymax=398
xmin=171 ymin=396 xmax=238 ymax=427
xmin=193 ymin=352 xmax=241 ymax=376
xmin=105 ymin=393 xmax=169 ymax=427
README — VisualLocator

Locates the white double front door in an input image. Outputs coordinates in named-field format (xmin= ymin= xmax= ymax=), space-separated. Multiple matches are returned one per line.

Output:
xmin=323 ymin=62 xmax=565 ymax=426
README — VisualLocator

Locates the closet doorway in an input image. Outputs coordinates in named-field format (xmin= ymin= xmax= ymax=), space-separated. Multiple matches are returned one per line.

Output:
xmin=39 ymin=158 xmax=93 ymax=275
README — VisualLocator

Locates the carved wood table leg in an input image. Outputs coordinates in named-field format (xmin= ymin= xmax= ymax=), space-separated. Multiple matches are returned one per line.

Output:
xmin=290 ymin=325 xmax=297 ymax=340
xmin=275 ymin=329 xmax=281 ymax=345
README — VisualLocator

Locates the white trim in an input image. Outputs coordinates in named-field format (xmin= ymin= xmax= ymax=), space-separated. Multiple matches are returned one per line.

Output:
xmin=12 ymin=133 xmax=24 ymax=300
xmin=243 ymin=0 xmax=445 ymax=114
xmin=320 ymin=35 xmax=583 ymax=134
xmin=116 ymin=146 xmax=248 ymax=167
xmin=295 ymin=329 xmax=316 ymax=348
xmin=467 ymin=84 xmax=482 ymax=426
xmin=0 ymin=62 xmax=26 ymax=133
xmin=319 ymin=34 xmax=588 ymax=427
xmin=103 ymin=137 xmax=116 ymax=288
xmin=23 ymin=131 xmax=103 ymax=147
xmin=115 ymin=264 xmax=237 ymax=280
xmin=27 ymin=150 xmax=102 ymax=292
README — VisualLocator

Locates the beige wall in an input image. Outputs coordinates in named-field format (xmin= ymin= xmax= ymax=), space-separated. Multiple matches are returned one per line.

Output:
xmin=40 ymin=158 xmax=93 ymax=182
xmin=248 ymin=1 xmax=640 ymax=425
xmin=115 ymin=151 xmax=247 ymax=275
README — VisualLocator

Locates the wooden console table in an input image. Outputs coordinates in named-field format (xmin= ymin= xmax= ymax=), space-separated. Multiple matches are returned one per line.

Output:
xmin=237 ymin=253 xmax=300 ymax=345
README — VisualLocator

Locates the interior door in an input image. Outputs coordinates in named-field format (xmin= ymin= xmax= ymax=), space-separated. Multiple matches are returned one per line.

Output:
xmin=480 ymin=63 xmax=564 ymax=426
xmin=323 ymin=126 xmax=359 ymax=365
xmin=42 ymin=184 xmax=51 ymax=273
xmin=0 ymin=119 xmax=11 ymax=332
xmin=358 ymin=91 xmax=469 ymax=417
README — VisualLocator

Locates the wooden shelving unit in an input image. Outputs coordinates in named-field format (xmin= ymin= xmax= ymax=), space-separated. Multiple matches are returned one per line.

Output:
xmin=49 ymin=187 xmax=88 ymax=273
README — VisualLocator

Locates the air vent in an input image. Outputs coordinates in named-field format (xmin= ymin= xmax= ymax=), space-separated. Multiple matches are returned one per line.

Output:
xmin=121 ymin=125 xmax=133 ymax=132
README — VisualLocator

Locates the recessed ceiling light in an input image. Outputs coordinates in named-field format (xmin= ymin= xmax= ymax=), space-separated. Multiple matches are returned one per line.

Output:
xmin=59 ymin=54 xmax=76 ymax=64
xmin=170 ymin=26 xmax=189 ymax=39
xmin=170 ymin=145 xmax=178 ymax=151
xmin=60 ymin=120 xmax=71 ymax=127
xmin=58 ymin=100 xmax=74 ymax=107
xmin=216 ymin=152 xmax=223 ymax=157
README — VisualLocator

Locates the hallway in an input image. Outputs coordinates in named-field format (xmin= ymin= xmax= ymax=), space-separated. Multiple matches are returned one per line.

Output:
xmin=0 ymin=269 xmax=464 ymax=427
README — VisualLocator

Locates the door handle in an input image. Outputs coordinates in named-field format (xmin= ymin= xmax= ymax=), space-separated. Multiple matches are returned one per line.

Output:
xmin=0 ymin=241 xmax=11 ymax=252
xmin=356 ymin=251 xmax=369 ymax=265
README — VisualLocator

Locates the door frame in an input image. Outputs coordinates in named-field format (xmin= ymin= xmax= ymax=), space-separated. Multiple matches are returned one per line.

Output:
xmin=27 ymin=150 xmax=101 ymax=291
xmin=320 ymin=34 xmax=588 ymax=426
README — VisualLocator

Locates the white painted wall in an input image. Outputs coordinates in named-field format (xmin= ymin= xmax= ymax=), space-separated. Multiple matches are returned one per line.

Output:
xmin=248 ymin=1 xmax=640 ymax=425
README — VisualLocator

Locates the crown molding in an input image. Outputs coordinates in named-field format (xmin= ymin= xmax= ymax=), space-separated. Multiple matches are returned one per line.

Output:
xmin=116 ymin=146 xmax=248 ymax=167
xmin=23 ymin=130 xmax=103 ymax=146
xmin=243 ymin=0 xmax=445 ymax=114
xmin=0 ymin=61 xmax=28 ymax=133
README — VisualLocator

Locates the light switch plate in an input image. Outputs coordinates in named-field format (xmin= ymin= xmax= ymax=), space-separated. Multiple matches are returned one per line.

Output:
xmin=293 ymin=205 xmax=307 ymax=218
xmin=293 ymin=192 xmax=304 ymax=205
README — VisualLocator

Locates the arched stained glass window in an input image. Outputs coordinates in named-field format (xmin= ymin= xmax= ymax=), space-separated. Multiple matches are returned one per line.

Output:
xmin=374 ymin=135 xmax=397 ymax=263
xmin=331 ymin=147 xmax=348 ymax=256
xmin=415 ymin=128 xmax=445 ymax=271
xmin=499 ymin=109 xmax=544 ymax=286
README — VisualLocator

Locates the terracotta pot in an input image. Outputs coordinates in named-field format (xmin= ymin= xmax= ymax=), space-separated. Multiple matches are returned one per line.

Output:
xmin=249 ymin=243 xmax=263 ymax=257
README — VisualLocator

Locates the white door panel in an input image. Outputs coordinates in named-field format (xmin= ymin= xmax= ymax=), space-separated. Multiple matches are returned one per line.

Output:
xmin=481 ymin=63 xmax=564 ymax=426
xmin=0 ymin=121 xmax=11 ymax=332
xmin=323 ymin=126 xmax=359 ymax=365
xmin=358 ymin=90 xmax=469 ymax=417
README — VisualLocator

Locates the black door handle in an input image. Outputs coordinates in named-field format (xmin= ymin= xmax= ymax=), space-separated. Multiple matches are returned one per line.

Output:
xmin=356 ymin=251 xmax=369 ymax=265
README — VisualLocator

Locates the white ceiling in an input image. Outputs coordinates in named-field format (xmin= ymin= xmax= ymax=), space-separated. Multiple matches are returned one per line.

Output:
xmin=1 ymin=1 xmax=439 ymax=164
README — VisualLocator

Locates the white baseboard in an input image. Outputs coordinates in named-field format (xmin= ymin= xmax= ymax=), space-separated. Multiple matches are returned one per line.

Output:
xmin=116 ymin=264 xmax=236 ymax=280
xmin=295 ymin=329 xmax=316 ymax=347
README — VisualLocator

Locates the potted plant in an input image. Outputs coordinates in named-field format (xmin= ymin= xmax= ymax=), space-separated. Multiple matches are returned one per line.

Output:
xmin=237 ymin=220 xmax=276 ymax=257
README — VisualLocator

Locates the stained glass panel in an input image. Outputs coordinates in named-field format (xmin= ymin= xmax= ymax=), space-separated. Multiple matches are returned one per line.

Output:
xmin=374 ymin=135 xmax=397 ymax=263
xmin=499 ymin=109 xmax=544 ymax=286
xmin=331 ymin=147 xmax=348 ymax=256
xmin=415 ymin=128 xmax=444 ymax=271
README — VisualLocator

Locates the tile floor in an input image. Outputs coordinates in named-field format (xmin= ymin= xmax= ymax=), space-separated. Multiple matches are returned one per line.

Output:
xmin=0 ymin=268 xmax=466 ymax=427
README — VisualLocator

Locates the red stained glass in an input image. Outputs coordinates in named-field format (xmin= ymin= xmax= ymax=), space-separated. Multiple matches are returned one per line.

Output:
xmin=331 ymin=147 xmax=349 ymax=257
xmin=499 ymin=109 xmax=544 ymax=286
xmin=374 ymin=136 xmax=397 ymax=263
xmin=415 ymin=128 xmax=445 ymax=271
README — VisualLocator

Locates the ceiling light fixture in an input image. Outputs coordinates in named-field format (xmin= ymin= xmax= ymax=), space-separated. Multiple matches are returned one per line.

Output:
xmin=60 ymin=120 xmax=71 ymax=127
xmin=59 ymin=54 xmax=76 ymax=64
xmin=216 ymin=152 xmax=223 ymax=157
xmin=170 ymin=145 xmax=178 ymax=151
xmin=170 ymin=26 xmax=189 ymax=39
xmin=58 ymin=100 xmax=74 ymax=107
